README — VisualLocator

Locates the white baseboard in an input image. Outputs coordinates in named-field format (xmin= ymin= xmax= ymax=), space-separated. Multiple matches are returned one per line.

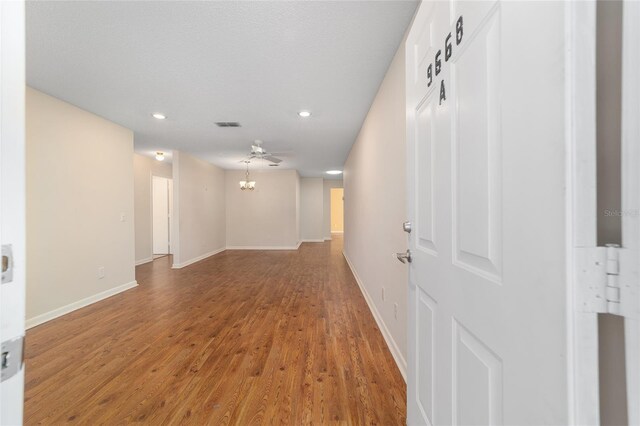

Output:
xmin=301 ymin=239 xmax=325 ymax=243
xmin=172 ymin=247 xmax=225 ymax=269
xmin=342 ymin=250 xmax=407 ymax=382
xmin=135 ymin=257 xmax=153 ymax=266
xmin=324 ymin=236 xmax=332 ymax=241
xmin=26 ymin=280 xmax=138 ymax=329
xmin=225 ymin=244 xmax=301 ymax=250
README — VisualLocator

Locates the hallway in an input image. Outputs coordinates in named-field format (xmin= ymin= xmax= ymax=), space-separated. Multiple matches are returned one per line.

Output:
xmin=23 ymin=236 xmax=406 ymax=424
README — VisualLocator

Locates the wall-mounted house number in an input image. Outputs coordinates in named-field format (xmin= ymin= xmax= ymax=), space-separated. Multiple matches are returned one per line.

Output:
xmin=427 ymin=16 xmax=464 ymax=105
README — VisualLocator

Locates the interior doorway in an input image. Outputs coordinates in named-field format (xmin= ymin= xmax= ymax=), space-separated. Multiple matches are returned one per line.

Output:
xmin=330 ymin=187 xmax=344 ymax=234
xmin=152 ymin=176 xmax=173 ymax=258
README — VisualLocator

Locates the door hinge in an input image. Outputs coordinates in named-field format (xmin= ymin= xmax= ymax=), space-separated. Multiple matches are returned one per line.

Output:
xmin=576 ymin=244 xmax=639 ymax=318
xmin=1 ymin=336 xmax=25 ymax=382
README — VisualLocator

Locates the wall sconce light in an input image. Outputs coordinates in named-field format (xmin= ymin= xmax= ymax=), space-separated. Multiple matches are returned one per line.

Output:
xmin=155 ymin=151 xmax=165 ymax=161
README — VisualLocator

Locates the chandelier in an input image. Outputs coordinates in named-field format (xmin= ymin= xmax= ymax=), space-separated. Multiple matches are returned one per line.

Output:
xmin=239 ymin=161 xmax=256 ymax=190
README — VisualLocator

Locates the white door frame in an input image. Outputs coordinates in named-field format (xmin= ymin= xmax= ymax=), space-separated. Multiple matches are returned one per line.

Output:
xmin=565 ymin=1 xmax=600 ymax=424
xmin=0 ymin=1 xmax=26 ymax=424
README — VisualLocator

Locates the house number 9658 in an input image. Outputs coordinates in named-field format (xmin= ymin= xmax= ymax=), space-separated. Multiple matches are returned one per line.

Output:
xmin=427 ymin=15 xmax=463 ymax=105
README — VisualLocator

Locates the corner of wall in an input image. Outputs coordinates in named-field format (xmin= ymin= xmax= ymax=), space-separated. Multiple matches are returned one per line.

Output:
xmin=171 ymin=150 xmax=181 ymax=267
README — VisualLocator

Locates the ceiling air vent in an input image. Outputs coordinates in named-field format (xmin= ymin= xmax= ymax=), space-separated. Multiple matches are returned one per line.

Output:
xmin=215 ymin=122 xmax=241 ymax=127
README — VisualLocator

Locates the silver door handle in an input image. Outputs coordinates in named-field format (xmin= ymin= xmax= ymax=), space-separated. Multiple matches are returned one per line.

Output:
xmin=396 ymin=249 xmax=412 ymax=264
xmin=403 ymin=221 xmax=412 ymax=233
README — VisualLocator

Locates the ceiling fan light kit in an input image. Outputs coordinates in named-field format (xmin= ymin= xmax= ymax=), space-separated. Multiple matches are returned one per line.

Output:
xmin=239 ymin=180 xmax=256 ymax=190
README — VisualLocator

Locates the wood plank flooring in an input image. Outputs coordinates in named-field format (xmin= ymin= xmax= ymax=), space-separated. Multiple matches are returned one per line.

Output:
xmin=24 ymin=236 xmax=406 ymax=425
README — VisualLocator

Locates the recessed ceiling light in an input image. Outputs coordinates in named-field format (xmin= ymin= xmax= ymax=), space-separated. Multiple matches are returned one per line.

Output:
xmin=298 ymin=110 xmax=312 ymax=118
xmin=326 ymin=170 xmax=342 ymax=175
xmin=152 ymin=113 xmax=166 ymax=120
xmin=155 ymin=152 xmax=165 ymax=161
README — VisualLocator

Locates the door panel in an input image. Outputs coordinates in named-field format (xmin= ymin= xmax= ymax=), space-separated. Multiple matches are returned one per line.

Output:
xmin=417 ymin=289 xmax=436 ymax=425
xmin=451 ymin=8 xmax=501 ymax=282
xmin=416 ymin=95 xmax=437 ymax=255
xmin=452 ymin=321 xmax=503 ymax=426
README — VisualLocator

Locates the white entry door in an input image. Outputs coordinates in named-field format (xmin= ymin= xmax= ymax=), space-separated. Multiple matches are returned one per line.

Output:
xmin=406 ymin=1 xmax=584 ymax=424
xmin=0 ymin=0 xmax=26 ymax=424
xmin=152 ymin=176 xmax=172 ymax=255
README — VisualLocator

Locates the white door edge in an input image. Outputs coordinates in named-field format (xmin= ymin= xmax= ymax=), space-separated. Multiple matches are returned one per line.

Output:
xmin=564 ymin=2 xmax=600 ymax=425
xmin=621 ymin=1 xmax=640 ymax=423
xmin=0 ymin=0 xmax=26 ymax=424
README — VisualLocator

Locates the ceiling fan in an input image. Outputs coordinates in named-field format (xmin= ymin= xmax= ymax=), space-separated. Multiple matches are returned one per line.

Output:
xmin=243 ymin=140 xmax=283 ymax=165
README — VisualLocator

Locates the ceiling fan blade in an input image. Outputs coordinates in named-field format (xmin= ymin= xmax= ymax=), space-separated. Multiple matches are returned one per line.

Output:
xmin=264 ymin=155 xmax=282 ymax=164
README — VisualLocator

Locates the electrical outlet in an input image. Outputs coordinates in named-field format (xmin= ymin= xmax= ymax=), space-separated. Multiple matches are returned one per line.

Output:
xmin=382 ymin=287 xmax=385 ymax=301
xmin=97 ymin=267 xmax=105 ymax=279
xmin=120 ymin=213 xmax=126 ymax=222
xmin=394 ymin=303 xmax=398 ymax=320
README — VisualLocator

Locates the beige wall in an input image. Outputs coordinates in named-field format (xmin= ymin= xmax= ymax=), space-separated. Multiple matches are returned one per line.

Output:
xmin=300 ymin=177 xmax=324 ymax=241
xmin=172 ymin=150 xmax=226 ymax=268
xmin=133 ymin=153 xmax=172 ymax=264
xmin=330 ymin=188 xmax=344 ymax=232
xmin=323 ymin=179 xmax=343 ymax=239
xmin=343 ymin=41 xmax=407 ymax=376
xmin=225 ymin=169 xmax=300 ymax=248
xmin=26 ymin=87 xmax=136 ymax=326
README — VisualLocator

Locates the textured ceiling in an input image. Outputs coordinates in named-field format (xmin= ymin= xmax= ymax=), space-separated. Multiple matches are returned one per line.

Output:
xmin=26 ymin=1 xmax=417 ymax=177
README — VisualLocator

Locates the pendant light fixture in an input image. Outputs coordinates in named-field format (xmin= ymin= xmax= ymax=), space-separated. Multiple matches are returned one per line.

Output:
xmin=239 ymin=161 xmax=256 ymax=190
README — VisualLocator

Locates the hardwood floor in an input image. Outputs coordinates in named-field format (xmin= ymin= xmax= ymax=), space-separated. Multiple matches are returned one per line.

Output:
xmin=24 ymin=236 xmax=406 ymax=425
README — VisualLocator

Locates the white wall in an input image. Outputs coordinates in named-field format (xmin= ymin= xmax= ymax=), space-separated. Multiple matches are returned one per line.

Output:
xmin=26 ymin=87 xmax=136 ymax=327
xmin=133 ymin=153 xmax=172 ymax=264
xmin=172 ymin=150 xmax=226 ymax=268
xmin=323 ymin=179 xmax=343 ymax=239
xmin=300 ymin=177 xmax=324 ymax=241
xmin=225 ymin=169 xmax=300 ymax=249
xmin=343 ymin=41 xmax=408 ymax=377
